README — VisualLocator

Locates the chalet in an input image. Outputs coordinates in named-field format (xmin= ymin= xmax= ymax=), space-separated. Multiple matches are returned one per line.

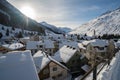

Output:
xmin=59 ymin=40 xmax=79 ymax=49
xmin=1 ymin=42 xmax=25 ymax=53
xmin=0 ymin=50 xmax=39 ymax=80
xmin=44 ymin=39 xmax=55 ymax=56
xmin=26 ymin=41 xmax=44 ymax=55
xmin=52 ymin=45 xmax=85 ymax=74
xmin=82 ymin=39 xmax=115 ymax=64
xmin=33 ymin=50 xmax=71 ymax=80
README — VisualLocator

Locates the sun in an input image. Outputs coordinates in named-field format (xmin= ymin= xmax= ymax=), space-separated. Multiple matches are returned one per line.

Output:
xmin=20 ymin=6 xmax=36 ymax=19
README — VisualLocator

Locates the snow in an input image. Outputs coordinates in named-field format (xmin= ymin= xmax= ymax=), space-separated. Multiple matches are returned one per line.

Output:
xmin=44 ymin=39 xmax=54 ymax=48
xmin=33 ymin=50 xmax=68 ymax=73
xmin=59 ymin=40 xmax=79 ymax=49
xmin=33 ymin=50 xmax=50 ymax=72
xmin=26 ymin=41 xmax=44 ymax=50
xmin=81 ymin=64 xmax=91 ymax=72
xmin=70 ymin=8 xmax=120 ymax=36
xmin=2 ymin=42 xmax=24 ymax=50
xmin=40 ymin=21 xmax=64 ymax=34
xmin=115 ymin=41 xmax=120 ymax=48
xmin=82 ymin=39 xmax=108 ymax=47
xmin=0 ymin=50 xmax=39 ymax=80
xmin=0 ymin=24 xmax=38 ymax=40
xmin=78 ymin=43 xmax=86 ymax=49
xmin=75 ymin=75 xmax=83 ymax=80
xmin=90 ymin=39 xmax=108 ymax=47
xmin=52 ymin=45 xmax=77 ymax=63
xmin=97 ymin=51 xmax=120 ymax=80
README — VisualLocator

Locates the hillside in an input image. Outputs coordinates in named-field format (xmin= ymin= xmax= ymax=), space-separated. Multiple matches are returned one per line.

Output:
xmin=70 ymin=7 xmax=120 ymax=36
xmin=0 ymin=24 xmax=38 ymax=40
xmin=40 ymin=22 xmax=71 ymax=34
xmin=0 ymin=0 xmax=45 ymax=34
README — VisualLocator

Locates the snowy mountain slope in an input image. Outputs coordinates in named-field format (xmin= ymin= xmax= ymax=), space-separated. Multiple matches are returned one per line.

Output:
xmin=58 ymin=27 xmax=72 ymax=33
xmin=0 ymin=0 xmax=45 ymax=34
xmin=0 ymin=24 xmax=38 ymax=39
xmin=70 ymin=7 xmax=120 ymax=36
xmin=40 ymin=22 xmax=71 ymax=34
xmin=39 ymin=22 xmax=64 ymax=34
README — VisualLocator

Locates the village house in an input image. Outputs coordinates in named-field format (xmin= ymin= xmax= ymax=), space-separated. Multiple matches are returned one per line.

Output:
xmin=26 ymin=41 xmax=44 ymax=55
xmin=44 ymin=39 xmax=55 ymax=56
xmin=0 ymin=50 xmax=39 ymax=80
xmin=0 ymin=42 xmax=25 ymax=53
xmin=52 ymin=45 xmax=86 ymax=74
xmin=81 ymin=39 xmax=115 ymax=65
xmin=33 ymin=50 xmax=71 ymax=80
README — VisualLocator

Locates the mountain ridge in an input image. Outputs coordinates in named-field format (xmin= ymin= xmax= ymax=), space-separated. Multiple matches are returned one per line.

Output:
xmin=39 ymin=21 xmax=71 ymax=34
xmin=70 ymin=7 xmax=120 ymax=36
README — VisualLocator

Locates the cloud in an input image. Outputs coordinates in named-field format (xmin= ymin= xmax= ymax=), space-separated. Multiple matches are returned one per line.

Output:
xmin=8 ymin=0 xmax=118 ymax=29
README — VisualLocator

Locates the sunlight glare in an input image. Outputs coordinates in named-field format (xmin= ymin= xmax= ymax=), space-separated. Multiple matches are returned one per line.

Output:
xmin=20 ymin=6 xmax=36 ymax=19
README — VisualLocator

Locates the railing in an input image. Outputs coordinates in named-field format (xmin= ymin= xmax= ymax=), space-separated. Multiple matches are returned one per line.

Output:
xmin=80 ymin=59 xmax=107 ymax=80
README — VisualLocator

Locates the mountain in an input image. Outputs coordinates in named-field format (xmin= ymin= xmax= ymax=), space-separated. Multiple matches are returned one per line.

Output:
xmin=40 ymin=22 xmax=71 ymax=34
xmin=70 ymin=7 xmax=120 ymax=36
xmin=0 ymin=0 xmax=45 ymax=34
xmin=58 ymin=27 xmax=72 ymax=33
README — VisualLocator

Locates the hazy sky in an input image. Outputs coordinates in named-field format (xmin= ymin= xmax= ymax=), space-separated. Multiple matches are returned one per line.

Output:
xmin=8 ymin=0 xmax=120 ymax=29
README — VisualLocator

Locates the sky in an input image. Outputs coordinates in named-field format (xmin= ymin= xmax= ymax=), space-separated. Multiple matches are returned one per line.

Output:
xmin=8 ymin=0 xmax=120 ymax=29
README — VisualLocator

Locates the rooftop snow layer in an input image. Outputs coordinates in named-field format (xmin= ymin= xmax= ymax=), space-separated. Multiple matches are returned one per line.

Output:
xmin=97 ymin=51 xmax=120 ymax=80
xmin=82 ymin=39 xmax=108 ymax=47
xmin=0 ymin=50 xmax=39 ymax=80
xmin=33 ymin=50 xmax=68 ymax=73
xmin=2 ymin=43 xmax=24 ymax=50
xmin=52 ymin=45 xmax=77 ymax=63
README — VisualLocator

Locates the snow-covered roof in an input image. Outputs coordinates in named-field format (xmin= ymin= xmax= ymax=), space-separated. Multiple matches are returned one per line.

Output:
xmin=82 ymin=40 xmax=91 ymax=46
xmin=82 ymin=39 xmax=108 ymax=47
xmin=90 ymin=39 xmax=108 ymax=47
xmin=44 ymin=39 xmax=54 ymax=48
xmin=33 ymin=50 xmax=68 ymax=73
xmin=81 ymin=64 xmax=91 ymax=72
xmin=2 ymin=42 xmax=24 ymax=50
xmin=52 ymin=45 xmax=77 ymax=63
xmin=21 ymin=37 xmax=30 ymax=40
xmin=78 ymin=43 xmax=86 ymax=49
xmin=0 ymin=50 xmax=39 ymax=80
xmin=97 ymin=51 xmax=120 ymax=80
xmin=26 ymin=41 xmax=44 ymax=49
xmin=115 ymin=41 xmax=120 ymax=48
xmin=59 ymin=40 xmax=79 ymax=49
xmin=75 ymin=75 xmax=83 ymax=80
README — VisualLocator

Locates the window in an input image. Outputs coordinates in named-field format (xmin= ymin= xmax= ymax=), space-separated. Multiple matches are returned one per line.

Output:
xmin=53 ymin=67 xmax=57 ymax=71
xmin=98 ymin=47 xmax=104 ymax=50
